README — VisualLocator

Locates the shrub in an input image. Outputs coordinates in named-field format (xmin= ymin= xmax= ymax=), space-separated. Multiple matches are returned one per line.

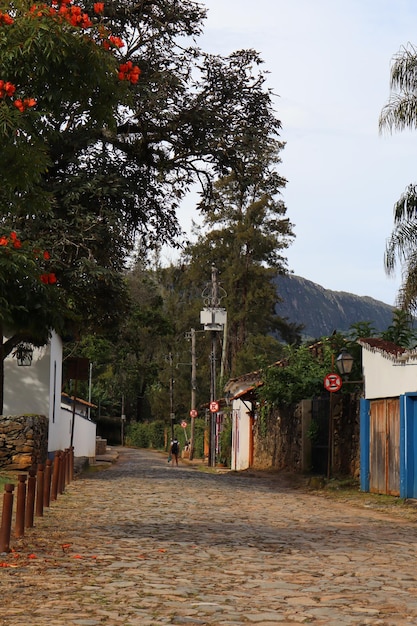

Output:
xmin=126 ymin=418 xmax=208 ymax=459
xmin=148 ymin=420 xmax=165 ymax=449
xmin=219 ymin=418 xmax=232 ymax=466
xmin=126 ymin=422 xmax=149 ymax=448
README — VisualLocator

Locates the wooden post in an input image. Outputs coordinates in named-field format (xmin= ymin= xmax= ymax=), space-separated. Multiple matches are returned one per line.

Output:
xmin=51 ymin=451 xmax=60 ymax=501
xmin=25 ymin=467 xmax=36 ymax=528
xmin=35 ymin=463 xmax=44 ymax=517
xmin=44 ymin=459 xmax=52 ymax=507
xmin=0 ymin=484 xmax=14 ymax=553
xmin=15 ymin=475 xmax=27 ymax=538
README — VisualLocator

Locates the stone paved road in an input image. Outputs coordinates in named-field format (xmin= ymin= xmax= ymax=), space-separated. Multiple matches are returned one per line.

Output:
xmin=2 ymin=447 xmax=417 ymax=626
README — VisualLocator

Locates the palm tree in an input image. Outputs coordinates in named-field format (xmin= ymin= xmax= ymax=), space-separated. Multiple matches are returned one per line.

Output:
xmin=380 ymin=44 xmax=417 ymax=312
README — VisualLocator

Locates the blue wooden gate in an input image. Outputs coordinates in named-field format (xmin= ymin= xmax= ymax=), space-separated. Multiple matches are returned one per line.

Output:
xmin=361 ymin=394 xmax=417 ymax=499
xmin=400 ymin=393 xmax=417 ymax=499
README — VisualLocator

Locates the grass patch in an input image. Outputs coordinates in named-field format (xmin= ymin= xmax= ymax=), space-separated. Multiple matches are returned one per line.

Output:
xmin=0 ymin=471 xmax=17 ymax=489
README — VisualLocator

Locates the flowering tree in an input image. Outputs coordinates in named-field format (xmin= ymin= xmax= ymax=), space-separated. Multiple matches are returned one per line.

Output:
xmin=0 ymin=0 xmax=143 ymax=334
xmin=0 ymin=0 xmax=288 ymax=413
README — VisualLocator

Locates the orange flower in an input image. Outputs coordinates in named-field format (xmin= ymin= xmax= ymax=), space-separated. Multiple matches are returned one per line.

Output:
xmin=118 ymin=61 xmax=141 ymax=84
xmin=13 ymin=97 xmax=37 ymax=112
xmin=5 ymin=83 xmax=15 ymax=97
xmin=0 ymin=11 xmax=14 ymax=24
xmin=0 ymin=236 xmax=8 ymax=246
xmin=43 ymin=250 xmax=50 ymax=260
xmin=13 ymin=99 xmax=25 ymax=112
xmin=24 ymin=97 xmax=37 ymax=108
xmin=40 ymin=273 xmax=57 ymax=285
xmin=93 ymin=2 xmax=104 ymax=14
xmin=0 ymin=80 xmax=17 ymax=99
xmin=107 ymin=35 xmax=124 ymax=49
xmin=129 ymin=66 xmax=141 ymax=84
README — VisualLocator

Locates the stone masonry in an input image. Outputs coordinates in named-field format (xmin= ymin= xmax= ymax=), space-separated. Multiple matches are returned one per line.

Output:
xmin=0 ymin=414 xmax=48 ymax=470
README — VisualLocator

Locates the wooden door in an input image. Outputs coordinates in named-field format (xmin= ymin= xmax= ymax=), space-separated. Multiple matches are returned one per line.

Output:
xmin=369 ymin=398 xmax=400 ymax=496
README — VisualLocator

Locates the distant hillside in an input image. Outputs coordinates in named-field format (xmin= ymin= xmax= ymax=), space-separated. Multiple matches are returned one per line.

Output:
xmin=274 ymin=275 xmax=394 ymax=339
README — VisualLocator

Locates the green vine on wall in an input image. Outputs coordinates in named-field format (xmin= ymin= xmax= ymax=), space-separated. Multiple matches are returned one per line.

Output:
xmin=257 ymin=403 xmax=269 ymax=438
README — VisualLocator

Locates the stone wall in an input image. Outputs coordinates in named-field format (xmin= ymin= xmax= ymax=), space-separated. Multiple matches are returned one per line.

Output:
xmin=253 ymin=403 xmax=303 ymax=471
xmin=252 ymin=394 xmax=360 ymax=478
xmin=0 ymin=415 xmax=48 ymax=470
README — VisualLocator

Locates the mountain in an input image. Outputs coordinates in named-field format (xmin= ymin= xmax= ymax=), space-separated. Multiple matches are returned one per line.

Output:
xmin=274 ymin=274 xmax=394 ymax=339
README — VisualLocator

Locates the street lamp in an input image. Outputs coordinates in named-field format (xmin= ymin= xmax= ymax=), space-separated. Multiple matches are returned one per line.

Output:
xmin=335 ymin=348 xmax=354 ymax=376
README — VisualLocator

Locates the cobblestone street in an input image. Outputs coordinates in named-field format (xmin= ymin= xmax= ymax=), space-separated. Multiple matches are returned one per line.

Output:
xmin=2 ymin=447 xmax=417 ymax=625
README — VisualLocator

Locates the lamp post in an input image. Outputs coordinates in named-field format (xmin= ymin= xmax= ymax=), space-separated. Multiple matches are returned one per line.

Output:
xmin=326 ymin=347 xmax=363 ymax=479
xmin=335 ymin=349 xmax=354 ymax=376
xmin=326 ymin=348 xmax=354 ymax=479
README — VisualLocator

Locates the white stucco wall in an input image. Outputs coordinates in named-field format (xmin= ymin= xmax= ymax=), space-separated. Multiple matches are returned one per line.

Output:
xmin=362 ymin=348 xmax=417 ymax=399
xmin=51 ymin=405 xmax=96 ymax=459
xmin=231 ymin=398 xmax=251 ymax=471
xmin=3 ymin=331 xmax=62 ymax=421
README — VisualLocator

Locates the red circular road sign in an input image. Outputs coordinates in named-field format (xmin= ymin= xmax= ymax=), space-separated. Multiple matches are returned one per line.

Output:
xmin=189 ymin=409 xmax=198 ymax=418
xmin=209 ymin=401 xmax=219 ymax=413
xmin=324 ymin=373 xmax=342 ymax=392
xmin=181 ymin=420 xmax=188 ymax=428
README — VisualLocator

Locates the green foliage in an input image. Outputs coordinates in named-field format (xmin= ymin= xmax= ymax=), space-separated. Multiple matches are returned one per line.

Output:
xmin=306 ymin=419 xmax=320 ymax=443
xmin=347 ymin=321 xmax=377 ymax=340
xmin=219 ymin=417 xmax=232 ymax=467
xmin=178 ymin=166 xmax=295 ymax=378
xmin=258 ymin=404 xmax=269 ymax=438
xmin=125 ymin=418 xmax=207 ymax=459
xmin=126 ymin=422 xmax=150 ymax=449
xmin=380 ymin=44 xmax=417 ymax=314
xmin=148 ymin=421 xmax=166 ymax=449
xmin=259 ymin=342 xmax=333 ymax=406
xmin=381 ymin=309 xmax=417 ymax=348
xmin=173 ymin=419 xmax=206 ymax=459
xmin=232 ymin=335 xmax=286 ymax=377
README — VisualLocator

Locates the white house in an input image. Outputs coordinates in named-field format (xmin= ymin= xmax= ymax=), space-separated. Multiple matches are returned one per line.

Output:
xmin=225 ymin=373 xmax=262 ymax=471
xmin=3 ymin=331 xmax=96 ymax=461
xmin=58 ymin=393 xmax=97 ymax=460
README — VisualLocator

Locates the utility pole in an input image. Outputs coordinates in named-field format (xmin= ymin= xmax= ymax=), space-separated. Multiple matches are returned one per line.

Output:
xmin=121 ymin=393 xmax=126 ymax=446
xmin=168 ymin=352 xmax=175 ymax=441
xmin=200 ymin=265 xmax=227 ymax=467
xmin=190 ymin=328 xmax=197 ymax=460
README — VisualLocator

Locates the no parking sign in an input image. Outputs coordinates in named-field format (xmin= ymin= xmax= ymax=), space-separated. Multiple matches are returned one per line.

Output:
xmin=324 ymin=373 xmax=342 ymax=392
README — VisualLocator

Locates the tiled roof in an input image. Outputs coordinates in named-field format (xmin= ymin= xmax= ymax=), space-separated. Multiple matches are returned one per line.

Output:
xmin=358 ymin=337 xmax=408 ymax=360
xmin=61 ymin=392 xmax=97 ymax=409
xmin=232 ymin=381 xmax=264 ymax=400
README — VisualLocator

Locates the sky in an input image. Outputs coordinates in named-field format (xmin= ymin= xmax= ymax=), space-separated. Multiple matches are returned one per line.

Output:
xmin=167 ymin=0 xmax=417 ymax=307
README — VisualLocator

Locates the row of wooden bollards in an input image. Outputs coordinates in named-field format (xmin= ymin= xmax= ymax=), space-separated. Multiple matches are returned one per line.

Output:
xmin=0 ymin=447 xmax=74 ymax=554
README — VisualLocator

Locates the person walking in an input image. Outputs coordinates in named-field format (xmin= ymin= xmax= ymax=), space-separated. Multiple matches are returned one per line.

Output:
xmin=170 ymin=438 xmax=180 ymax=466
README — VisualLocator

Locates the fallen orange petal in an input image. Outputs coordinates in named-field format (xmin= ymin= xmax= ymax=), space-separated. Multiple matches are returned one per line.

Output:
xmin=28 ymin=554 xmax=37 ymax=559
xmin=72 ymin=555 xmax=82 ymax=559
